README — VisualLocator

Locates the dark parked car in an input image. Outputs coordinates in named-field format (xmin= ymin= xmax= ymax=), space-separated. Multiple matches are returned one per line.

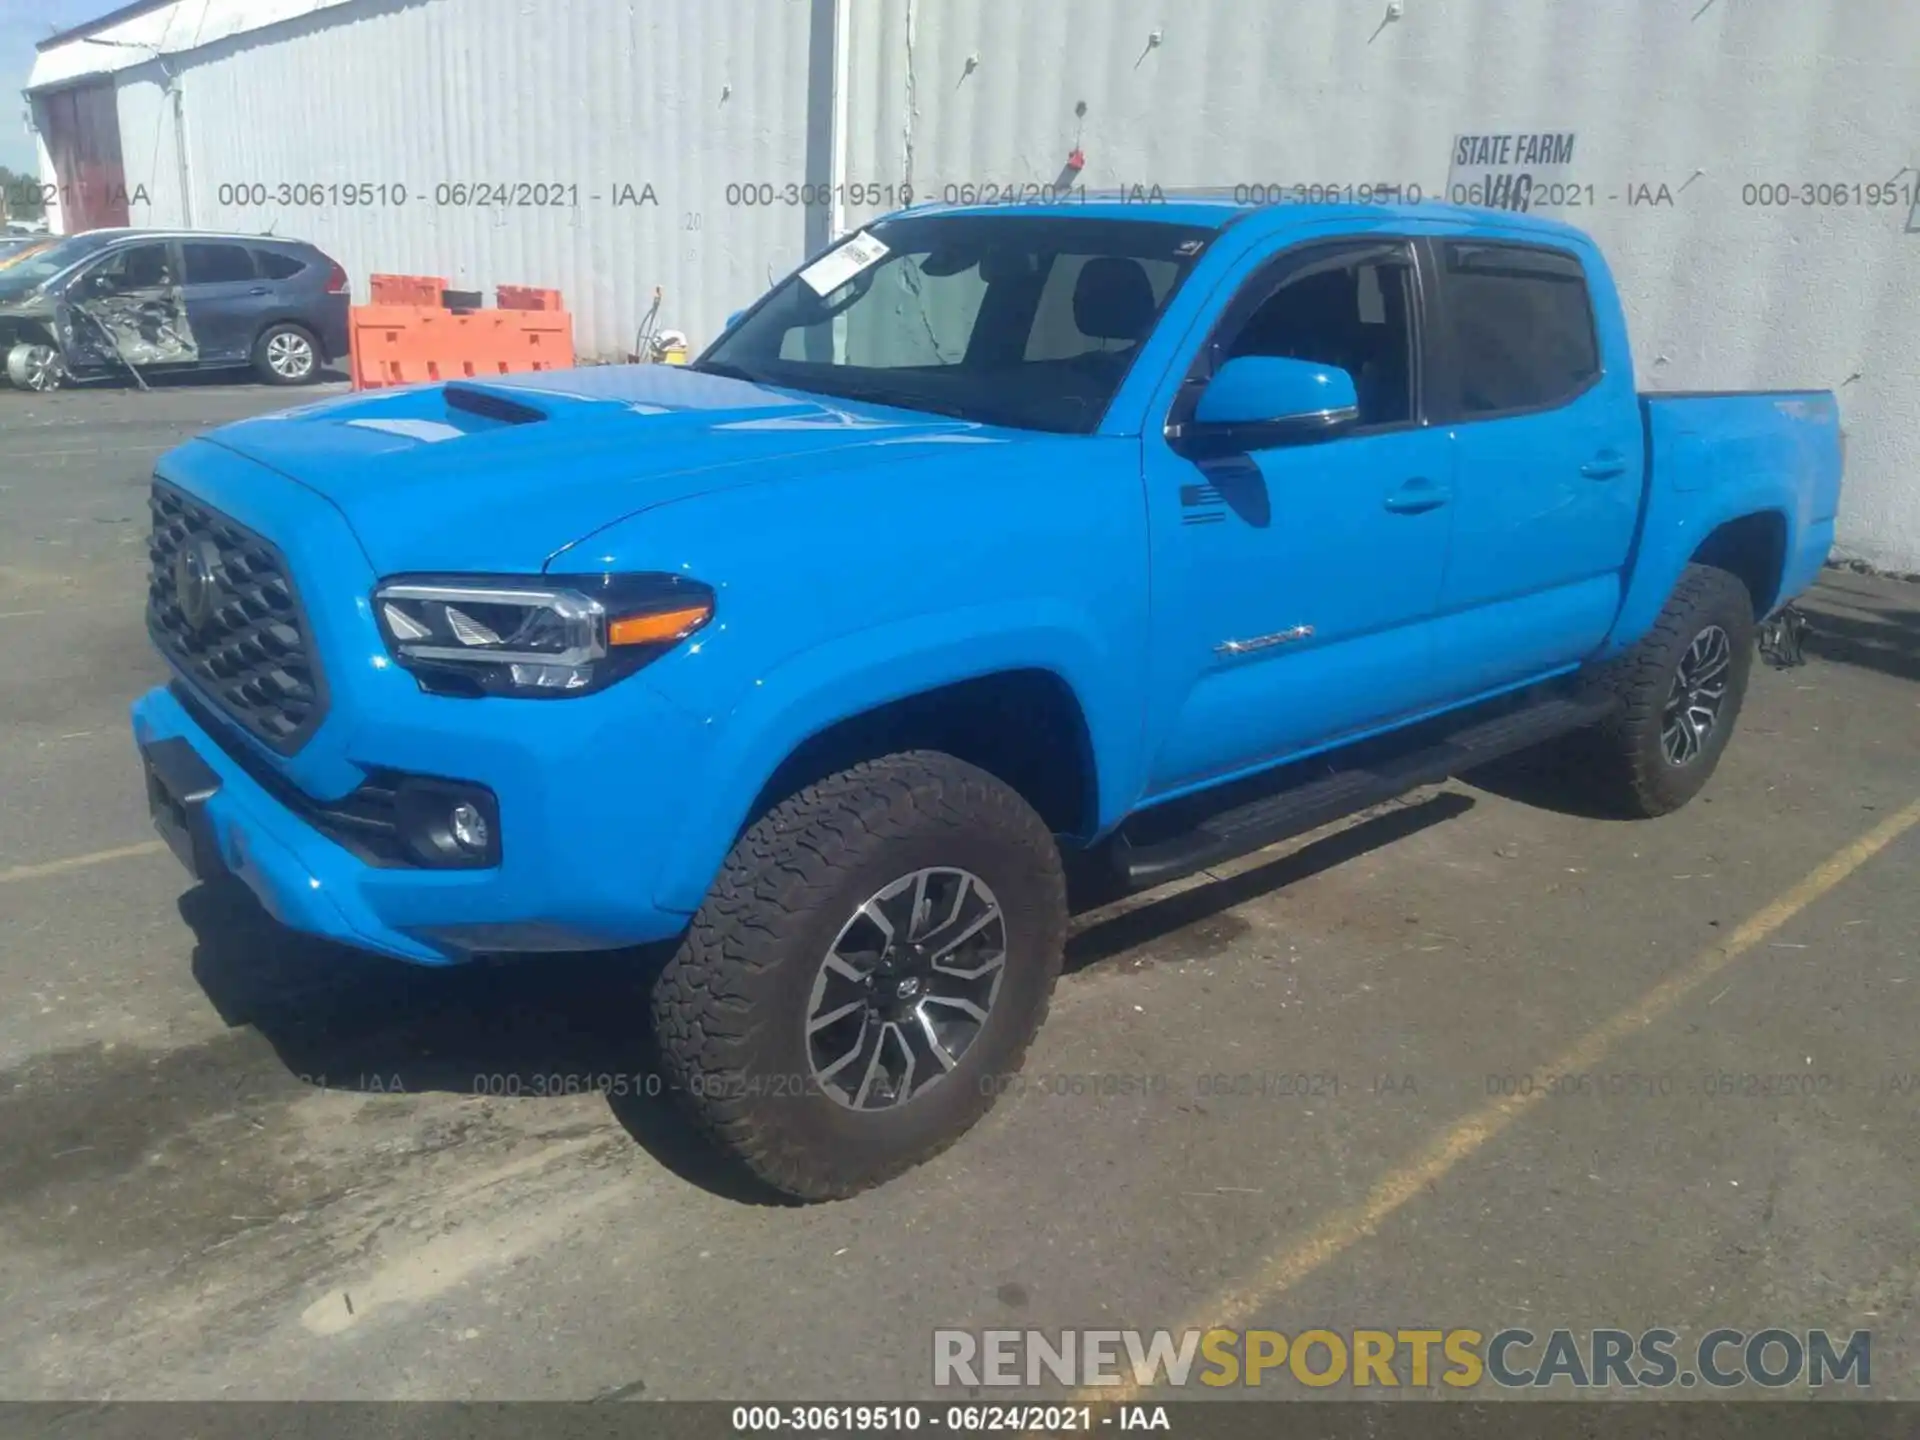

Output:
xmin=0 ymin=229 xmax=350 ymax=391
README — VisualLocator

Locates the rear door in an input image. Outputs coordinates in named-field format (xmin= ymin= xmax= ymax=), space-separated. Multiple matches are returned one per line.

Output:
xmin=1424 ymin=237 xmax=1642 ymax=697
xmin=180 ymin=241 xmax=267 ymax=363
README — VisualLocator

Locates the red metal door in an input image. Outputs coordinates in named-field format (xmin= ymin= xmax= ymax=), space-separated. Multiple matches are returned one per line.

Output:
xmin=41 ymin=81 xmax=130 ymax=231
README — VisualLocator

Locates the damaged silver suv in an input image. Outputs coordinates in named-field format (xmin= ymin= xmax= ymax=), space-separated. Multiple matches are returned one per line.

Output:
xmin=0 ymin=229 xmax=350 ymax=392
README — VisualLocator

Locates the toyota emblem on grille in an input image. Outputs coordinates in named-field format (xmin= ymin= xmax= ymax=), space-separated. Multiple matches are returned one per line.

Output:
xmin=173 ymin=536 xmax=222 ymax=631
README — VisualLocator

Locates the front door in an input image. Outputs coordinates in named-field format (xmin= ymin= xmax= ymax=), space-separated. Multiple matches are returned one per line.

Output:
xmin=1141 ymin=239 xmax=1455 ymax=794
xmin=59 ymin=240 xmax=198 ymax=372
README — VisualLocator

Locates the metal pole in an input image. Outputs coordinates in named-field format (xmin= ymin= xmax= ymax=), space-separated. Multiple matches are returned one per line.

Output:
xmin=828 ymin=0 xmax=850 ymax=243
xmin=168 ymin=68 xmax=192 ymax=229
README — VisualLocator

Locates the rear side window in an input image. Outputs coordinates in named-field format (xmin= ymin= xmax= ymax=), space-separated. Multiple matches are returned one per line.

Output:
xmin=1441 ymin=242 xmax=1598 ymax=415
xmin=254 ymin=249 xmax=308 ymax=280
xmin=182 ymin=243 xmax=257 ymax=283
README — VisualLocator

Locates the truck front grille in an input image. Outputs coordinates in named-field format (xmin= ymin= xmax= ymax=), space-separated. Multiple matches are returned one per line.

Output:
xmin=147 ymin=480 xmax=326 ymax=753
xmin=168 ymin=682 xmax=406 ymax=864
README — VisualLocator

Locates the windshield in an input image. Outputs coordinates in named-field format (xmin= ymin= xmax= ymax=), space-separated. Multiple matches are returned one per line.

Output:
xmin=0 ymin=232 xmax=118 ymax=300
xmin=695 ymin=214 xmax=1214 ymax=433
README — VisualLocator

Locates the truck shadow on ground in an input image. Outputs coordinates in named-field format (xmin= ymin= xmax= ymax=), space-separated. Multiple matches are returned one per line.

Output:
xmin=1061 ymin=791 xmax=1475 ymax=973
xmin=176 ymin=880 xmax=780 ymax=1198
xmin=1454 ymin=740 xmax=1634 ymax=821
xmin=178 ymin=792 xmax=1478 ymax=1204
xmin=1801 ymin=590 xmax=1920 ymax=684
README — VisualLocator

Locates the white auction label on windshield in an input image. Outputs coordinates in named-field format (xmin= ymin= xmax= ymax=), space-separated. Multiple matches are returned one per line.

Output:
xmin=798 ymin=231 xmax=891 ymax=296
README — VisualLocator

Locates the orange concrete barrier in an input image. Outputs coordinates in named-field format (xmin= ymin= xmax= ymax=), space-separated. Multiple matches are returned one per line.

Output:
xmin=368 ymin=273 xmax=448 ymax=306
xmin=496 ymin=285 xmax=564 ymax=312
xmin=349 ymin=304 xmax=432 ymax=389
xmin=350 ymin=302 xmax=576 ymax=390
xmin=498 ymin=310 xmax=574 ymax=373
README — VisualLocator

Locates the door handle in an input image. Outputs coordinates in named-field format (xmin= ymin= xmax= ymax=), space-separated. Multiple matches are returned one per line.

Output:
xmin=246 ymin=287 xmax=270 ymax=296
xmin=1383 ymin=478 xmax=1452 ymax=515
xmin=1581 ymin=450 xmax=1627 ymax=479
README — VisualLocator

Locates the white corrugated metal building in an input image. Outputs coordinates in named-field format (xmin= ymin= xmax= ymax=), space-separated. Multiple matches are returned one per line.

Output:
xmin=24 ymin=0 xmax=1920 ymax=572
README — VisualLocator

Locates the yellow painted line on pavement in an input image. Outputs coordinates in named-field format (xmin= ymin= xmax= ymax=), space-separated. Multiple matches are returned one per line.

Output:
xmin=0 ymin=840 xmax=165 ymax=886
xmin=1085 ymin=795 xmax=1920 ymax=1404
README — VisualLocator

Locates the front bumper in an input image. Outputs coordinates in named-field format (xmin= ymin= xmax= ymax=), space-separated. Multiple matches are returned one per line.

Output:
xmin=131 ymin=681 xmax=699 ymax=965
xmin=131 ymin=435 xmax=725 ymax=965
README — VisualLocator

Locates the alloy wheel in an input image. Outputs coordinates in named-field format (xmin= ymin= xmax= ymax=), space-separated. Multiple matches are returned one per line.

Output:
xmin=805 ymin=867 xmax=1007 ymax=1110
xmin=10 ymin=344 xmax=63 ymax=392
xmin=266 ymin=332 xmax=315 ymax=379
xmin=1661 ymin=623 xmax=1733 ymax=766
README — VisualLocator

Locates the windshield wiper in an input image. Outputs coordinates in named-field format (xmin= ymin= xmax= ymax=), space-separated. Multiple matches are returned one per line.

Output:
xmin=689 ymin=359 xmax=767 ymax=385
xmin=805 ymin=377 xmax=978 ymax=422
xmin=694 ymin=362 xmax=998 ymax=426
xmin=878 ymin=393 xmax=976 ymax=421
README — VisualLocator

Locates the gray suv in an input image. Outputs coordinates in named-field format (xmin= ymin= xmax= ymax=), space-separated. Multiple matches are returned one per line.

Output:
xmin=0 ymin=229 xmax=351 ymax=391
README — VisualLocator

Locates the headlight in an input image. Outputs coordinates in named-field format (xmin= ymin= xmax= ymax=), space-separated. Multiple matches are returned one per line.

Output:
xmin=373 ymin=572 xmax=714 ymax=698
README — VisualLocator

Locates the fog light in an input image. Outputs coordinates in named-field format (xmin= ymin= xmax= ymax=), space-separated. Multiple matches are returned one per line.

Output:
xmin=449 ymin=802 xmax=489 ymax=853
xmin=393 ymin=778 xmax=501 ymax=868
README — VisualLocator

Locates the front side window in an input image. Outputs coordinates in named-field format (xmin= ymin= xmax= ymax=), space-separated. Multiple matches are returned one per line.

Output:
xmin=1220 ymin=247 xmax=1417 ymax=429
xmin=84 ymin=242 xmax=174 ymax=294
xmin=698 ymin=215 xmax=1213 ymax=433
xmin=1440 ymin=242 xmax=1598 ymax=415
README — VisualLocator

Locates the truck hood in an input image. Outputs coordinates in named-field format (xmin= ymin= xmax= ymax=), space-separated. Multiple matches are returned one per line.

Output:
xmin=197 ymin=366 xmax=986 ymax=574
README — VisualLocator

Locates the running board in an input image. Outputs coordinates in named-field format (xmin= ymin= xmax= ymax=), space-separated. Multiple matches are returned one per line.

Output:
xmin=1113 ymin=692 xmax=1618 ymax=891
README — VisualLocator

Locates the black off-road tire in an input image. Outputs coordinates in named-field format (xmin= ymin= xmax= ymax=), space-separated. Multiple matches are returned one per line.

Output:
xmin=1586 ymin=563 xmax=1756 ymax=817
xmin=651 ymin=750 xmax=1068 ymax=1201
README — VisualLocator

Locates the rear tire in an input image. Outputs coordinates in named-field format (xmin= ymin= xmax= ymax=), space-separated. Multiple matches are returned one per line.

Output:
xmin=1586 ymin=563 xmax=1756 ymax=817
xmin=253 ymin=323 xmax=320 ymax=385
xmin=651 ymin=750 xmax=1067 ymax=1201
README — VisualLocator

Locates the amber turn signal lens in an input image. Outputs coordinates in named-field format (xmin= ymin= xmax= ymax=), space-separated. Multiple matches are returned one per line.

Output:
xmin=608 ymin=602 xmax=712 ymax=647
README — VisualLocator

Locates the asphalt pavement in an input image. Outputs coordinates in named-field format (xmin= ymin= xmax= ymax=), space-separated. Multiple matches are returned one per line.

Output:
xmin=1 ymin=378 xmax=1916 ymax=1404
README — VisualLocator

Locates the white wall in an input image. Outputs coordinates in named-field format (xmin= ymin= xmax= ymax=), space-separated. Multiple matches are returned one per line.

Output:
xmin=844 ymin=0 xmax=1920 ymax=574
xmin=113 ymin=64 xmax=188 ymax=229
xmin=38 ymin=0 xmax=825 ymax=360
xmin=30 ymin=0 xmax=1920 ymax=570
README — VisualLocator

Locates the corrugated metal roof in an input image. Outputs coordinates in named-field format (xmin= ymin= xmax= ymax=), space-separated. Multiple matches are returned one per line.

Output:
xmin=38 ymin=1 xmax=184 ymax=51
xmin=28 ymin=0 xmax=356 ymax=90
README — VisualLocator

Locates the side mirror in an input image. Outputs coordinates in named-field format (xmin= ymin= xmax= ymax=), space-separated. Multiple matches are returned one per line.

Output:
xmin=725 ymin=309 xmax=746 ymax=331
xmin=1185 ymin=356 xmax=1359 ymax=451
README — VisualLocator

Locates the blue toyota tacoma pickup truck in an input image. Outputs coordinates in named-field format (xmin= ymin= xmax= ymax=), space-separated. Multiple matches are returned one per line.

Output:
xmin=132 ymin=198 xmax=1842 ymax=1199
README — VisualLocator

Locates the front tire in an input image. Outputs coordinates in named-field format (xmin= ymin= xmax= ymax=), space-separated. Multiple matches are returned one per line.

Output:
xmin=1587 ymin=563 xmax=1756 ymax=817
xmin=6 ymin=342 xmax=65 ymax=392
xmin=651 ymin=751 xmax=1068 ymax=1201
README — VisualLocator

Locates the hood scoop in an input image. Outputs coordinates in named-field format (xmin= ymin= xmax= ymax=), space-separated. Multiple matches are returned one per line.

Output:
xmin=444 ymin=383 xmax=549 ymax=426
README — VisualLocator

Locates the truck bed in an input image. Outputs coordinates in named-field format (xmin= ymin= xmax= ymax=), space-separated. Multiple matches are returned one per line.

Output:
xmin=1637 ymin=387 xmax=1843 ymax=613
